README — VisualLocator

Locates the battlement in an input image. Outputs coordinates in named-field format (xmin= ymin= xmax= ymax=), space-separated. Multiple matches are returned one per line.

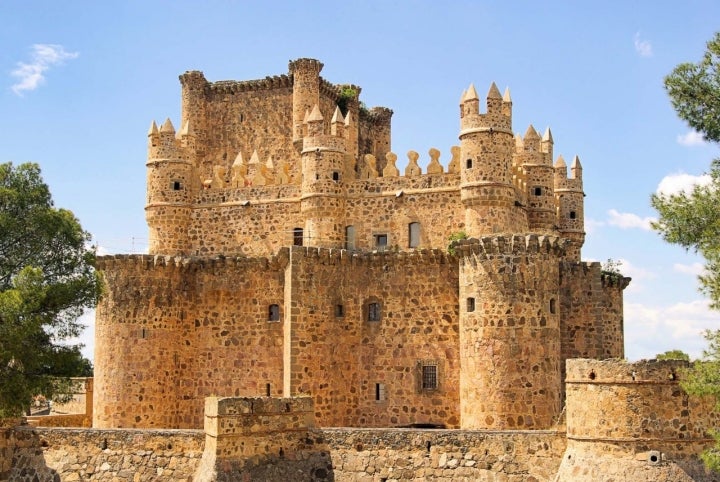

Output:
xmin=453 ymin=233 xmax=566 ymax=257
xmin=95 ymin=250 xmax=290 ymax=272
xmin=566 ymin=358 xmax=690 ymax=384
xmin=289 ymin=244 xmax=453 ymax=266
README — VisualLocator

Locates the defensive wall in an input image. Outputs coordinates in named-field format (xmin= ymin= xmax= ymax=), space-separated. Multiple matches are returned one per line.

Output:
xmin=4 ymin=360 xmax=720 ymax=481
xmin=94 ymin=242 xmax=625 ymax=431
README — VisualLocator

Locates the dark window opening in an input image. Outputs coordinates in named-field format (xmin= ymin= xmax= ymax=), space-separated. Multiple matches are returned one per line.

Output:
xmin=375 ymin=234 xmax=388 ymax=249
xmin=140 ymin=328 xmax=147 ymax=339
xmin=266 ymin=383 xmax=271 ymax=396
xmin=375 ymin=383 xmax=386 ymax=401
xmin=467 ymin=297 xmax=476 ymax=312
xmin=332 ymin=171 xmax=340 ymax=181
xmin=534 ymin=186 xmax=542 ymax=196
xmin=368 ymin=302 xmax=381 ymax=322
xmin=550 ymin=298 xmax=556 ymax=314
xmin=268 ymin=304 xmax=280 ymax=322
xmin=422 ymin=363 xmax=438 ymax=390
xmin=293 ymin=228 xmax=304 ymax=246
xmin=570 ymin=211 xmax=577 ymax=219
xmin=172 ymin=181 xmax=182 ymax=191
xmin=239 ymin=114 xmax=245 ymax=123
xmin=409 ymin=222 xmax=420 ymax=248
xmin=335 ymin=304 xmax=344 ymax=317
xmin=466 ymin=158 xmax=473 ymax=169
xmin=315 ymin=173 xmax=320 ymax=180
xmin=345 ymin=226 xmax=355 ymax=250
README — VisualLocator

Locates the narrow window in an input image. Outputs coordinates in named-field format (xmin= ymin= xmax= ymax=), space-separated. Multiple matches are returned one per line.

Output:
xmin=140 ymin=328 xmax=147 ymax=339
xmin=467 ymin=297 xmax=475 ymax=312
xmin=315 ymin=173 xmax=320 ymax=180
xmin=268 ymin=304 xmax=280 ymax=322
xmin=172 ymin=181 xmax=182 ymax=191
xmin=293 ymin=228 xmax=303 ymax=246
xmin=466 ymin=158 xmax=473 ymax=169
xmin=570 ymin=211 xmax=577 ymax=219
xmin=239 ymin=113 xmax=245 ymax=123
xmin=408 ymin=222 xmax=420 ymax=248
xmin=375 ymin=383 xmax=386 ymax=401
xmin=266 ymin=383 xmax=271 ymax=396
xmin=550 ymin=298 xmax=556 ymax=314
xmin=375 ymin=234 xmax=388 ymax=250
xmin=335 ymin=304 xmax=344 ymax=318
xmin=332 ymin=171 xmax=340 ymax=182
xmin=534 ymin=186 xmax=542 ymax=196
xmin=422 ymin=362 xmax=438 ymax=390
xmin=368 ymin=302 xmax=381 ymax=322
xmin=345 ymin=225 xmax=355 ymax=250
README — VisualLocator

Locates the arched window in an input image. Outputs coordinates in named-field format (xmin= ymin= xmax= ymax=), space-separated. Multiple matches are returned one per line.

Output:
xmin=293 ymin=227 xmax=303 ymax=246
xmin=345 ymin=226 xmax=355 ymax=250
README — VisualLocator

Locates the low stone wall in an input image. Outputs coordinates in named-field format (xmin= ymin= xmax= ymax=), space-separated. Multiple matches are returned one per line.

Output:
xmin=7 ymin=426 xmax=204 ymax=481
xmin=26 ymin=414 xmax=90 ymax=428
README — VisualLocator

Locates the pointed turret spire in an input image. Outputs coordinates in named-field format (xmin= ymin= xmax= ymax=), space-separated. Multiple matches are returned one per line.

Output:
xmin=487 ymin=82 xmax=502 ymax=99
xmin=233 ymin=152 xmax=245 ymax=167
xmin=148 ymin=120 xmax=159 ymax=136
xmin=464 ymin=84 xmax=479 ymax=102
xmin=571 ymin=155 xmax=583 ymax=179
xmin=160 ymin=118 xmax=175 ymax=134
xmin=303 ymin=109 xmax=310 ymax=124
xmin=542 ymin=127 xmax=553 ymax=143
xmin=249 ymin=150 xmax=260 ymax=164
xmin=344 ymin=111 xmax=352 ymax=126
xmin=524 ymin=125 xmax=540 ymax=140
xmin=307 ymin=104 xmax=323 ymax=122
xmin=459 ymin=89 xmax=467 ymax=104
xmin=331 ymin=106 xmax=345 ymax=124
xmin=179 ymin=120 xmax=194 ymax=137
xmin=503 ymin=87 xmax=512 ymax=103
xmin=554 ymin=155 xmax=567 ymax=168
xmin=266 ymin=155 xmax=274 ymax=170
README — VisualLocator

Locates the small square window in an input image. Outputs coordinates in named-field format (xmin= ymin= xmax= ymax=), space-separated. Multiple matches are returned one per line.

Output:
xmin=332 ymin=171 xmax=340 ymax=181
xmin=293 ymin=228 xmax=304 ymax=247
xmin=268 ymin=304 xmax=280 ymax=322
xmin=172 ymin=181 xmax=182 ymax=191
xmin=375 ymin=234 xmax=388 ymax=249
xmin=534 ymin=187 xmax=542 ymax=196
xmin=335 ymin=304 xmax=344 ymax=317
xmin=466 ymin=158 xmax=473 ymax=169
xmin=422 ymin=363 xmax=438 ymax=390
xmin=467 ymin=297 xmax=475 ymax=312
xmin=570 ymin=211 xmax=577 ymax=219
xmin=368 ymin=302 xmax=381 ymax=322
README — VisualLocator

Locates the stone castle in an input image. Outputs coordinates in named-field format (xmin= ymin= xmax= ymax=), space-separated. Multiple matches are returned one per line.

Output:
xmin=3 ymin=58 xmax=719 ymax=482
xmin=93 ymin=58 xmax=628 ymax=431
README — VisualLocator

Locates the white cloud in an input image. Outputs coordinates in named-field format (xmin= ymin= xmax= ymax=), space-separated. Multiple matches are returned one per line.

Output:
xmin=607 ymin=209 xmax=656 ymax=231
xmin=674 ymin=262 xmax=706 ymax=276
xmin=677 ymin=131 xmax=706 ymax=147
xmin=11 ymin=44 xmax=79 ymax=96
xmin=656 ymin=171 xmax=712 ymax=196
xmin=625 ymin=299 xmax=719 ymax=361
xmin=584 ymin=217 xmax=605 ymax=235
xmin=634 ymin=32 xmax=653 ymax=57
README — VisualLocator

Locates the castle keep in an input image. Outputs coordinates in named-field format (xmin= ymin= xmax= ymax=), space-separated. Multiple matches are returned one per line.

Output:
xmin=93 ymin=58 xmax=629 ymax=431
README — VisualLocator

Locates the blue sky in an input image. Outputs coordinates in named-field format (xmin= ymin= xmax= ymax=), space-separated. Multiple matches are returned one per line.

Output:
xmin=1 ymin=1 xmax=719 ymax=361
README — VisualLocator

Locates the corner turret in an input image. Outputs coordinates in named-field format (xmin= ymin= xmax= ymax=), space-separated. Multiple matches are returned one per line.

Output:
xmin=517 ymin=125 xmax=555 ymax=232
xmin=554 ymin=155 xmax=585 ymax=261
xmin=289 ymin=58 xmax=324 ymax=146
xmin=459 ymin=82 xmax=526 ymax=235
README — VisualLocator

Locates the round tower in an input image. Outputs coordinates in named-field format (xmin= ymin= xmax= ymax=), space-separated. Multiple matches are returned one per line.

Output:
xmin=289 ymin=58 xmax=323 ymax=147
xmin=300 ymin=105 xmax=347 ymax=248
xmin=457 ymin=235 xmax=563 ymax=429
xmin=459 ymin=83 xmax=526 ymax=236
xmin=519 ymin=126 xmax=556 ymax=233
xmin=179 ymin=70 xmax=208 ymax=160
xmin=554 ymin=155 xmax=585 ymax=261
xmin=146 ymin=118 xmax=197 ymax=255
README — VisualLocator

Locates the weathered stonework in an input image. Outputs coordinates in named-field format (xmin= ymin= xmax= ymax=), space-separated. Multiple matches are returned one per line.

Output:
xmin=95 ymin=58 xmax=629 ymax=433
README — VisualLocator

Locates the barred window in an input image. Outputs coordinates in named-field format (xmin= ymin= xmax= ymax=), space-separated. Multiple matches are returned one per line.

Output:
xmin=368 ymin=302 xmax=381 ymax=322
xmin=422 ymin=362 xmax=438 ymax=390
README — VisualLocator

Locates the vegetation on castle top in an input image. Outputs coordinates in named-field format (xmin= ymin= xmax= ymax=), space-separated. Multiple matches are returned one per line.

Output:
xmin=600 ymin=258 xmax=625 ymax=282
xmin=654 ymin=31 xmax=720 ymax=473
xmin=655 ymin=349 xmax=690 ymax=361
xmin=0 ymin=162 xmax=100 ymax=417
xmin=446 ymin=230 xmax=468 ymax=255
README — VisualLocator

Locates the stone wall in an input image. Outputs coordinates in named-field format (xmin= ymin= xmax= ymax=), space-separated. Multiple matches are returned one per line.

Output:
xmin=556 ymin=359 xmax=720 ymax=482
xmin=286 ymin=246 xmax=460 ymax=428
xmin=5 ymin=425 xmax=203 ymax=481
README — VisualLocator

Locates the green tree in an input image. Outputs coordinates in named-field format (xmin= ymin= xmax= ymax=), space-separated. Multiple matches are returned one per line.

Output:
xmin=0 ymin=162 xmax=101 ymax=417
xmin=652 ymin=32 xmax=720 ymax=308
xmin=653 ymin=32 xmax=720 ymax=472
xmin=656 ymin=349 xmax=690 ymax=361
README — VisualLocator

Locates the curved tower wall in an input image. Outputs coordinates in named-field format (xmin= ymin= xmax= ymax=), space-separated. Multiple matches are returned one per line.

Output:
xmin=289 ymin=58 xmax=323 ymax=143
xmin=457 ymin=235 xmax=563 ymax=429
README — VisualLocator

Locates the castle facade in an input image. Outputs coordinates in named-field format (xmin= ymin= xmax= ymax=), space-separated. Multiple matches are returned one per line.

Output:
xmin=93 ymin=58 xmax=629 ymax=430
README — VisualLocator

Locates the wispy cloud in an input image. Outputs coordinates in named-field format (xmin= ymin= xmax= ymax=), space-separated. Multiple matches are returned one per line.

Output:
xmin=625 ymin=299 xmax=719 ymax=360
xmin=674 ymin=262 xmax=706 ymax=276
xmin=584 ymin=217 xmax=605 ymax=235
xmin=607 ymin=209 xmax=656 ymax=231
xmin=634 ymin=32 xmax=653 ymax=57
xmin=11 ymin=44 xmax=79 ymax=96
xmin=656 ymin=171 xmax=712 ymax=196
xmin=677 ymin=131 xmax=706 ymax=146
xmin=617 ymin=258 xmax=655 ymax=293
